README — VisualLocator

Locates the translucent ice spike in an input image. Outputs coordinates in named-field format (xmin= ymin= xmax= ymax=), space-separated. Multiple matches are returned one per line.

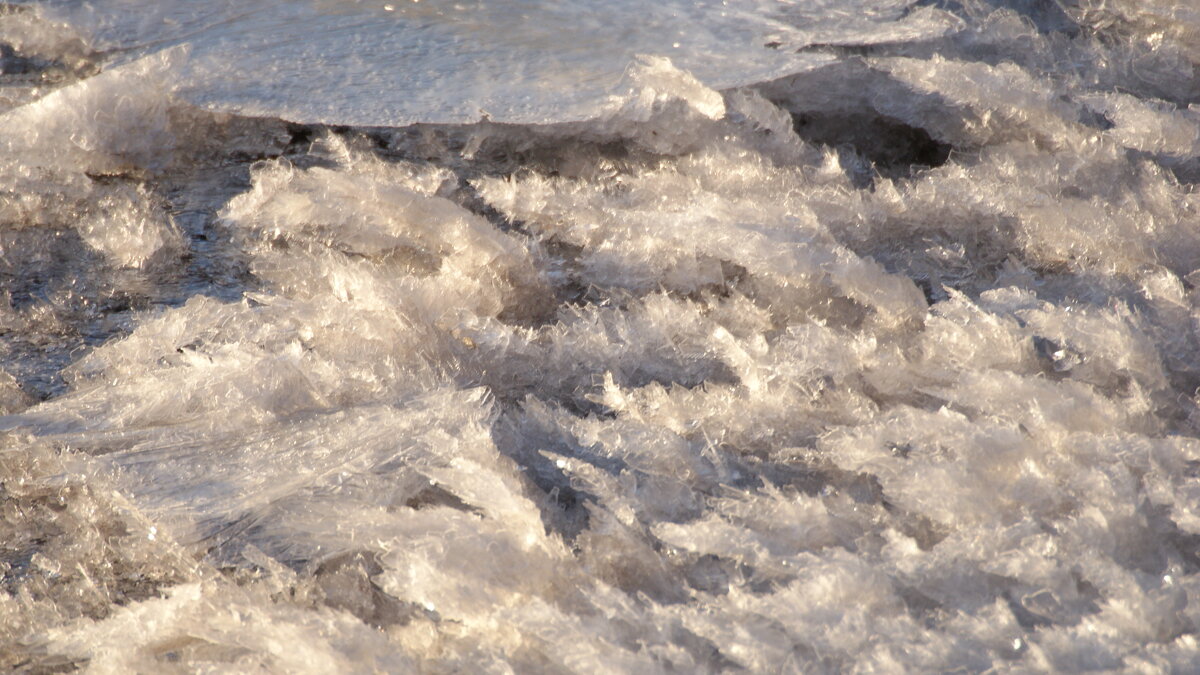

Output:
xmin=26 ymin=0 xmax=953 ymax=126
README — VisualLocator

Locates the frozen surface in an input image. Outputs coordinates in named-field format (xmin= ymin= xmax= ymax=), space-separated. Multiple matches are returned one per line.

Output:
xmin=18 ymin=0 xmax=955 ymax=125
xmin=3 ymin=0 xmax=1200 ymax=672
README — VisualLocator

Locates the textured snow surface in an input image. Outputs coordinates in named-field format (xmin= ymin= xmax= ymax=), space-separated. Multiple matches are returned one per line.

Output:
xmin=3 ymin=0 xmax=1200 ymax=672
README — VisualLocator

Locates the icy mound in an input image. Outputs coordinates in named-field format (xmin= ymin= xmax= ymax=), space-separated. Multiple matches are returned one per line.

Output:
xmin=3 ymin=0 xmax=1200 ymax=672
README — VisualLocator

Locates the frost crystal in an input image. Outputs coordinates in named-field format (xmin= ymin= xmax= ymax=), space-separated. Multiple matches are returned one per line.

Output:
xmin=3 ymin=0 xmax=1200 ymax=673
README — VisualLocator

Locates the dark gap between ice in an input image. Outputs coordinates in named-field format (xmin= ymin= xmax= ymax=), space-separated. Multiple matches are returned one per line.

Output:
xmin=791 ymin=110 xmax=953 ymax=179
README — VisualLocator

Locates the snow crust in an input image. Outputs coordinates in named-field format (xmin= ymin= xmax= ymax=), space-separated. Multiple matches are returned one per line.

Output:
xmin=3 ymin=0 xmax=1200 ymax=672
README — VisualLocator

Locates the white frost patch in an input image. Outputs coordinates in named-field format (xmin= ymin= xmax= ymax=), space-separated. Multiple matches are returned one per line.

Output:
xmin=0 ymin=47 xmax=180 ymax=174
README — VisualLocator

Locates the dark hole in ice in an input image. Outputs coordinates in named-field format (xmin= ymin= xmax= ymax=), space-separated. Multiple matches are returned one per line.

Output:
xmin=0 ymin=35 xmax=98 ymax=83
xmin=0 ymin=43 xmax=37 ymax=75
xmin=285 ymin=123 xmax=316 ymax=149
xmin=403 ymin=484 xmax=479 ymax=514
xmin=1077 ymin=105 xmax=1115 ymax=131
xmin=1031 ymin=335 xmax=1082 ymax=375
xmin=913 ymin=277 xmax=939 ymax=305
xmin=791 ymin=111 xmax=952 ymax=178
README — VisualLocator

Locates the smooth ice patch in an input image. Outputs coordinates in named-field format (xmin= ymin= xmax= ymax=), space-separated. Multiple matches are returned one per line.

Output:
xmin=25 ymin=0 xmax=954 ymax=125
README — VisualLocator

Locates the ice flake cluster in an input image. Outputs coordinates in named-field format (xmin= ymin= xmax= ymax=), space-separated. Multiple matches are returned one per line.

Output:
xmin=3 ymin=0 xmax=1200 ymax=672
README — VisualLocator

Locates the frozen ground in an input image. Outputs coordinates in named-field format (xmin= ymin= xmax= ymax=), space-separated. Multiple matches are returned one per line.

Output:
xmin=2 ymin=0 xmax=1200 ymax=671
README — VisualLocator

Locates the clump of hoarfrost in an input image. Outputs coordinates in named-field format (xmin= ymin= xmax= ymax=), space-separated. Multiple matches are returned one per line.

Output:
xmin=4 ymin=0 xmax=1200 ymax=672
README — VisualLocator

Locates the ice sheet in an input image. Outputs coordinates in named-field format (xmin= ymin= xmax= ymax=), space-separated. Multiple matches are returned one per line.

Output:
xmin=24 ymin=0 xmax=953 ymax=125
